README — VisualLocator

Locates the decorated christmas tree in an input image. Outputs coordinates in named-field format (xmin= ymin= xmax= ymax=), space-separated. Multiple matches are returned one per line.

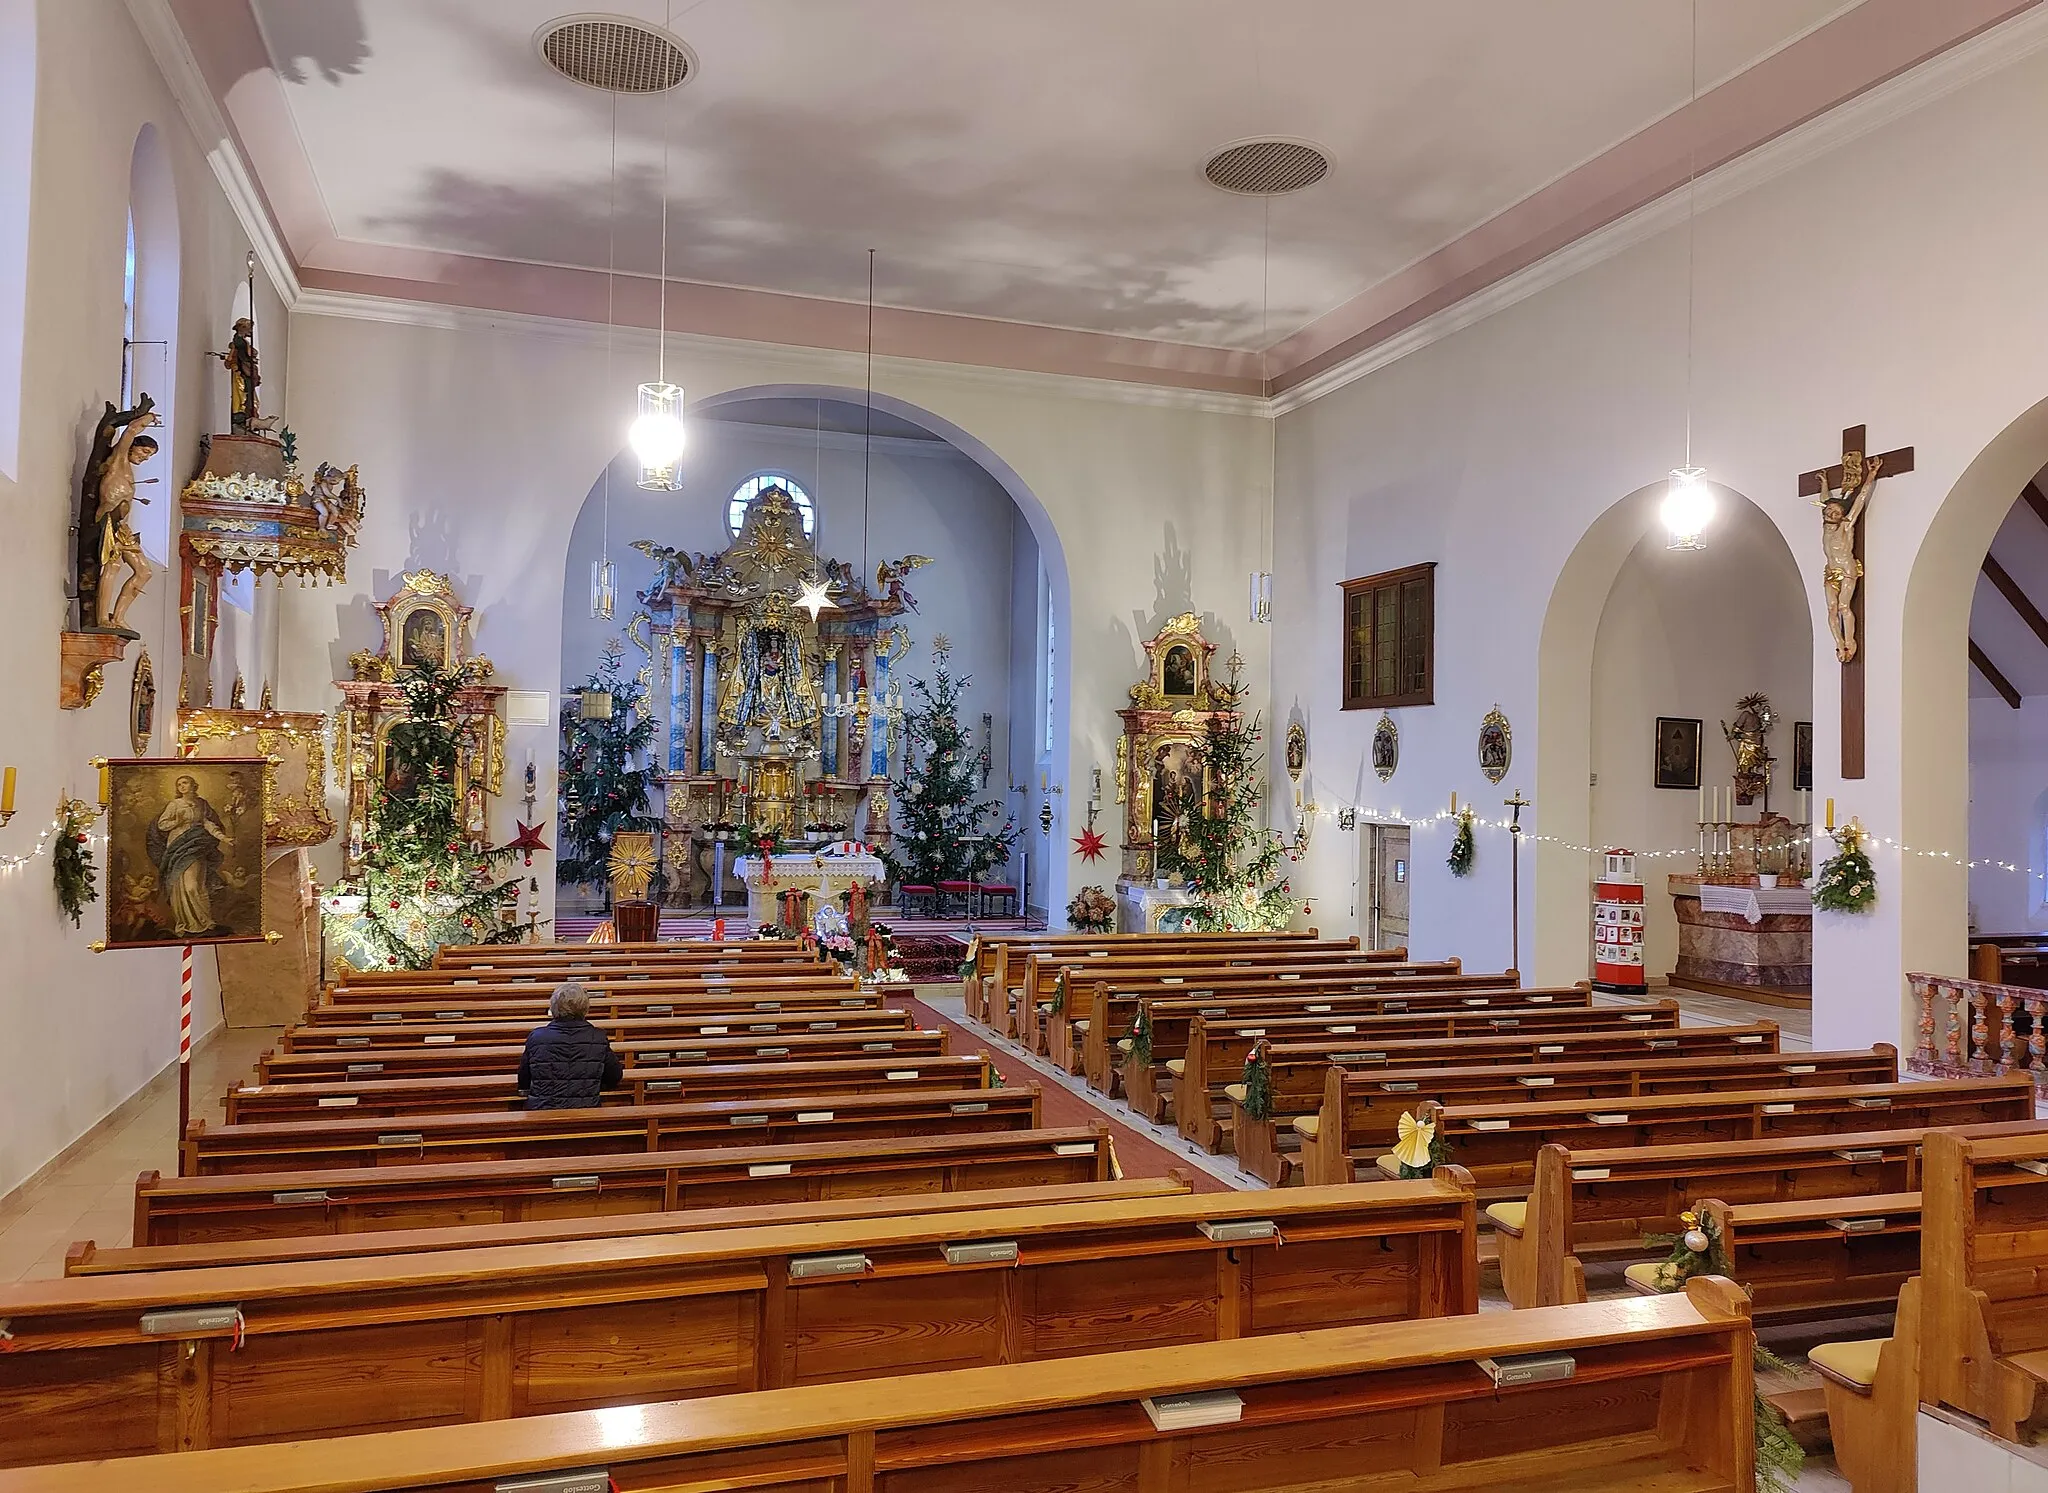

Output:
xmin=882 ymin=640 xmax=1017 ymax=889
xmin=1156 ymin=654 xmax=1296 ymax=930
xmin=323 ymin=663 xmax=523 ymax=969
xmin=557 ymin=641 xmax=660 ymax=906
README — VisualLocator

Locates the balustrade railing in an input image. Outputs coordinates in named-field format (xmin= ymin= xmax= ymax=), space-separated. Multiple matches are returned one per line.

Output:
xmin=1908 ymin=971 xmax=2048 ymax=1087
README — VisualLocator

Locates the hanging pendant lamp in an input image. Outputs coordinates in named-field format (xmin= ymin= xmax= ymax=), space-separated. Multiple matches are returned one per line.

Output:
xmin=633 ymin=3 xmax=685 ymax=489
xmin=1664 ymin=0 xmax=1712 ymax=550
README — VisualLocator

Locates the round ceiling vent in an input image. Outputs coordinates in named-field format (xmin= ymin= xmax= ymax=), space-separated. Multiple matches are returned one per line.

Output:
xmin=536 ymin=14 xmax=695 ymax=93
xmin=1202 ymin=138 xmax=1330 ymax=196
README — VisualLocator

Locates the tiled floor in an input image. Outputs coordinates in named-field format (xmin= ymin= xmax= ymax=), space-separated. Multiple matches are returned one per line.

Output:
xmin=0 ymin=1025 xmax=277 ymax=1281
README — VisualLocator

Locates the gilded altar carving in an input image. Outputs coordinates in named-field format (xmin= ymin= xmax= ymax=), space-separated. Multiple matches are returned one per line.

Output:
xmin=1113 ymin=615 xmax=1236 ymax=884
xmin=178 ymin=707 xmax=336 ymax=847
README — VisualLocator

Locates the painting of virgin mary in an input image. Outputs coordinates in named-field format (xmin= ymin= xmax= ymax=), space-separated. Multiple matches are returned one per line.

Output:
xmin=104 ymin=757 xmax=267 ymax=948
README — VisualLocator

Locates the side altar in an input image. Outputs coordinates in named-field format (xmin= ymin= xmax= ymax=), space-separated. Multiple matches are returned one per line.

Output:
xmin=627 ymin=484 xmax=928 ymax=896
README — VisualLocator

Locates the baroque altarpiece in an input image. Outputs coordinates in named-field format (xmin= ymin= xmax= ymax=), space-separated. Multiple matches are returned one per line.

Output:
xmin=626 ymin=484 xmax=923 ymax=897
xmin=1113 ymin=613 xmax=1236 ymax=886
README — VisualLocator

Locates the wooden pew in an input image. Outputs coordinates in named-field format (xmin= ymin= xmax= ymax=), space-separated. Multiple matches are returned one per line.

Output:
xmin=0 ymin=1180 xmax=1479 ymax=1466
xmin=1810 ymin=1277 xmax=1923 ymax=1493
xmin=183 ymin=1083 xmax=1042 ymax=1175
xmin=221 ymin=1053 xmax=996 ymax=1123
xmin=321 ymin=971 xmax=861 ymax=1009
xmin=972 ymin=930 xmax=1327 ymax=1031
xmin=1021 ymin=947 xmax=1432 ymax=1056
xmin=300 ymin=984 xmax=884 ymax=1026
xmin=84 ymin=1164 xmax=1172 ymax=1272
xmin=1227 ymin=1020 xmax=1781 ymax=1181
xmin=1176 ymin=999 xmax=1691 ymax=1152
xmin=135 ymin=1122 xmax=1119 ymax=1245
xmin=1307 ymin=1074 xmax=2035 ymax=1192
xmin=1696 ymin=1191 xmax=1921 ymax=1321
xmin=1058 ymin=960 xmax=1482 ymax=1080
xmin=332 ymin=956 xmax=839 ymax=991
xmin=1294 ymin=1046 xmax=1902 ymax=1189
xmin=430 ymin=938 xmax=824 ymax=967
xmin=256 ymin=1024 xmax=948 ymax=1082
xmin=1495 ymin=1128 xmax=1930 ymax=1310
xmin=0 ymin=1279 xmax=1758 ymax=1493
xmin=1920 ymin=1123 xmax=2048 ymax=1441
xmin=279 ymin=1004 xmax=915 ymax=1049
xmin=1105 ymin=978 xmax=1587 ymax=1112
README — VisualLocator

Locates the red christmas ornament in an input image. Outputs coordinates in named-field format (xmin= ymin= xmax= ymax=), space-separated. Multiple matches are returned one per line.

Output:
xmin=1072 ymin=826 xmax=1108 ymax=863
xmin=507 ymin=820 xmax=551 ymax=867
xmin=388 ymin=899 xmax=400 ymax=909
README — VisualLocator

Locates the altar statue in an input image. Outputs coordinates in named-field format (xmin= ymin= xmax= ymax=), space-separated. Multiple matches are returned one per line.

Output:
xmin=1817 ymin=449 xmax=1881 ymax=664
xmin=216 ymin=317 xmax=261 ymax=431
xmin=84 ymin=399 xmax=161 ymax=634
xmin=716 ymin=621 xmax=820 ymax=749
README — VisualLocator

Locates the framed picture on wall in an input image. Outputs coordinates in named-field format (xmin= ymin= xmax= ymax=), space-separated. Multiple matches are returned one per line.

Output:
xmin=1793 ymin=721 xmax=1814 ymax=791
xmin=1653 ymin=717 xmax=1702 ymax=790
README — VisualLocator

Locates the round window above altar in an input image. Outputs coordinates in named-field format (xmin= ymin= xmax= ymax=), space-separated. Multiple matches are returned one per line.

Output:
xmin=728 ymin=474 xmax=814 ymax=537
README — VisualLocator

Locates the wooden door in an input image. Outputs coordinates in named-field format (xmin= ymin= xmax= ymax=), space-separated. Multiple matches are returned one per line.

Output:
xmin=1367 ymin=824 xmax=1411 ymax=950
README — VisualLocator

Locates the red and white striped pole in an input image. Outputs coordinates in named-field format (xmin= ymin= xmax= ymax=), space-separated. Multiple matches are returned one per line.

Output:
xmin=176 ymin=945 xmax=193 ymax=1165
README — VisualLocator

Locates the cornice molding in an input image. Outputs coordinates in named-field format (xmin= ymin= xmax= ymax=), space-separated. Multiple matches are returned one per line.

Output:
xmin=289 ymin=289 xmax=1274 ymax=419
xmin=123 ymin=0 xmax=300 ymax=305
xmin=1268 ymin=0 xmax=2048 ymax=416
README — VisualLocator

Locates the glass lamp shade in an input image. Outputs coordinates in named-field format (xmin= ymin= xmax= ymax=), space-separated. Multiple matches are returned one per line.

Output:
xmin=590 ymin=558 xmax=616 ymax=620
xmin=1662 ymin=466 xmax=1713 ymax=550
xmin=631 ymin=382 xmax=687 ymax=490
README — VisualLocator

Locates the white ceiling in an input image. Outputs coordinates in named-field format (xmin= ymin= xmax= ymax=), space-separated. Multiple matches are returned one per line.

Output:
xmin=245 ymin=0 xmax=1854 ymax=350
xmin=1970 ymin=471 xmax=2048 ymax=701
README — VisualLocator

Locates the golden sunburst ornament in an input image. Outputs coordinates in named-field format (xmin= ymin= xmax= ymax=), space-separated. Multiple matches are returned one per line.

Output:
xmin=796 ymin=575 xmax=837 ymax=620
xmin=607 ymin=830 xmax=658 ymax=901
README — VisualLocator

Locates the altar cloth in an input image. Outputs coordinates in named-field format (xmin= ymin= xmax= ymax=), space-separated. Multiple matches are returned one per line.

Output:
xmin=1697 ymin=883 xmax=1813 ymax=925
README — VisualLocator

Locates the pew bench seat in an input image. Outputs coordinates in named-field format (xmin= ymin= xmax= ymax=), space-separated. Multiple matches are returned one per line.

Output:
xmin=1809 ymin=1337 xmax=1885 ymax=1391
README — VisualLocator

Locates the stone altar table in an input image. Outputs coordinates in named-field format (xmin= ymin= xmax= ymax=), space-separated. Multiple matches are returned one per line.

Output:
xmin=735 ymin=852 xmax=885 ymax=927
xmin=1667 ymin=874 xmax=1811 ymax=1008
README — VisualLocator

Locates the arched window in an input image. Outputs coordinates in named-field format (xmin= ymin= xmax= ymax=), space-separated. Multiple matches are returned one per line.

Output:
xmin=728 ymin=473 xmax=814 ymax=537
xmin=120 ymin=212 xmax=136 ymax=402
xmin=125 ymin=125 xmax=180 ymax=563
xmin=0 ymin=0 xmax=34 ymax=481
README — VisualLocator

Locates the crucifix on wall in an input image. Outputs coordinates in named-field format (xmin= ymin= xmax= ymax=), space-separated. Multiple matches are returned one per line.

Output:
xmin=1798 ymin=424 xmax=1913 ymax=781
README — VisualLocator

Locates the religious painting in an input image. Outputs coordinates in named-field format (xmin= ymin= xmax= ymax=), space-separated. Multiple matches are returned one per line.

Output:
xmin=1147 ymin=739 xmax=1205 ymax=848
xmin=1793 ymin=721 xmax=1814 ymax=792
xmin=129 ymin=650 xmax=156 ymax=757
xmin=1371 ymin=713 xmax=1398 ymax=782
xmin=1653 ymin=717 xmax=1702 ymax=791
xmin=400 ymin=608 xmax=449 ymax=671
xmin=1477 ymin=706 xmax=1512 ymax=785
xmin=102 ymin=756 xmax=267 ymax=949
xmin=1162 ymin=644 xmax=1197 ymax=699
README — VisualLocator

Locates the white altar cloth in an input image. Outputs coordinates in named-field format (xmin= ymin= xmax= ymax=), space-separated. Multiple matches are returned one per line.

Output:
xmin=1697 ymin=883 xmax=1813 ymax=925
xmin=734 ymin=853 xmax=885 ymax=926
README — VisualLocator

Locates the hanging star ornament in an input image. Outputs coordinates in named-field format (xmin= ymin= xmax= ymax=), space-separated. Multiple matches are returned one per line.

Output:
xmin=1073 ymin=826 xmax=1108 ymax=862
xmin=508 ymin=820 xmax=551 ymax=867
xmin=795 ymin=575 xmax=837 ymax=621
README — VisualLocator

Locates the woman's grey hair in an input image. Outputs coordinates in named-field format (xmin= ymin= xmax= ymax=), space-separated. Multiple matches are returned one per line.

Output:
xmin=550 ymin=982 xmax=590 ymax=1020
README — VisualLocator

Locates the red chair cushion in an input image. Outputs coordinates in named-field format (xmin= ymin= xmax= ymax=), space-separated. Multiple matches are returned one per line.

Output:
xmin=900 ymin=884 xmax=936 ymax=894
xmin=980 ymin=884 xmax=1017 ymax=895
xmin=937 ymin=881 xmax=974 ymax=891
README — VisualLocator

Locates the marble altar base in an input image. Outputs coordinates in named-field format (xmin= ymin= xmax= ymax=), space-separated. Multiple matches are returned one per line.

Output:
xmin=1117 ymin=880 xmax=1200 ymax=933
xmin=1667 ymin=874 xmax=1811 ymax=1008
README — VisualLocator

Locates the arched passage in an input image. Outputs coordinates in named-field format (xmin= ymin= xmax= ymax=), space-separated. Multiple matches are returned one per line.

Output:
xmin=556 ymin=382 xmax=1073 ymax=923
xmin=1536 ymin=481 xmax=1807 ymax=988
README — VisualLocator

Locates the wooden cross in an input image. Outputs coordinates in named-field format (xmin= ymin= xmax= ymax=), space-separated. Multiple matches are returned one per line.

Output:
xmin=1798 ymin=424 xmax=1913 ymax=781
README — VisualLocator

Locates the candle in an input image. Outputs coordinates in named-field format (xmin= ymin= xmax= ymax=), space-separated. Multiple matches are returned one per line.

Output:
xmin=1697 ymin=785 xmax=1705 ymax=822
xmin=1825 ymin=797 xmax=1836 ymax=832
xmin=1 ymin=766 xmax=13 ymax=814
xmin=98 ymin=763 xmax=110 ymax=807
xmin=1449 ymin=790 xmax=1458 ymax=817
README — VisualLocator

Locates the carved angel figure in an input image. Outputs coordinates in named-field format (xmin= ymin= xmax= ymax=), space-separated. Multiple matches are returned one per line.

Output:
xmin=307 ymin=461 xmax=364 ymax=543
xmin=874 ymin=554 xmax=932 ymax=613
xmin=632 ymin=539 xmax=692 ymax=602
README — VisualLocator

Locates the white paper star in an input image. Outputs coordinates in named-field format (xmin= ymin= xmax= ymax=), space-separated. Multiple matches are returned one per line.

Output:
xmin=796 ymin=576 xmax=838 ymax=620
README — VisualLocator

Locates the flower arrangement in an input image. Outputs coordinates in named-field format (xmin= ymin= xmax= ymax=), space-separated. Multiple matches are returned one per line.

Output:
xmin=1812 ymin=823 xmax=1876 ymax=913
xmin=1446 ymin=805 xmax=1476 ymax=878
xmin=1067 ymin=884 xmax=1116 ymax=934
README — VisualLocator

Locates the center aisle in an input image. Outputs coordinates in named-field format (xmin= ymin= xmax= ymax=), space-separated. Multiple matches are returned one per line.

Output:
xmin=904 ymin=990 xmax=1243 ymax=1191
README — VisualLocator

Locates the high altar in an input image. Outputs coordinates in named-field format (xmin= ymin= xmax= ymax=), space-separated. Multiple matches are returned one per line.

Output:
xmin=1666 ymin=815 xmax=1813 ymax=1007
xmin=630 ymin=484 xmax=924 ymax=900
xmin=1111 ymin=614 xmax=1237 ymax=930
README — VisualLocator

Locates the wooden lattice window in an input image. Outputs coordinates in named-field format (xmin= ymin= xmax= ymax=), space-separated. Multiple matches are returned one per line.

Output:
xmin=1341 ymin=562 xmax=1435 ymax=710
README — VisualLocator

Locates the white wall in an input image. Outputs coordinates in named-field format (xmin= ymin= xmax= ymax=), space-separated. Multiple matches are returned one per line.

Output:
xmin=279 ymin=318 xmax=1273 ymax=937
xmin=0 ymin=0 xmax=290 ymax=1198
xmin=558 ymin=414 xmax=1030 ymax=881
xmin=1969 ymin=695 xmax=2048 ymax=936
xmin=1272 ymin=29 xmax=2048 ymax=1051
xmin=1590 ymin=504 xmax=1812 ymax=980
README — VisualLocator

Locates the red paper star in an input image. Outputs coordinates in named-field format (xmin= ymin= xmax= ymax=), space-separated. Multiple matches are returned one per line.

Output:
xmin=1073 ymin=826 xmax=1108 ymax=862
xmin=508 ymin=820 xmax=551 ymax=866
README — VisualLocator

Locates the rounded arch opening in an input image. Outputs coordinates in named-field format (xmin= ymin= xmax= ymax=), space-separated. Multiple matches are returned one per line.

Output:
xmin=1536 ymin=481 xmax=1807 ymax=986
xmin=556 ymin=383 xmax=1072 ymax=925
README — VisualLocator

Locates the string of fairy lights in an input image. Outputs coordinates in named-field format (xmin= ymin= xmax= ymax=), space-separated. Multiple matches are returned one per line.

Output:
xmin=0 ymin=812 xmax=103 ymax=874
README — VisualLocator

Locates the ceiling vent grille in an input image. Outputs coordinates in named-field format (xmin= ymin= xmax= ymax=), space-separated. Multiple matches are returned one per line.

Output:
xmin=1202 ymin=139 xmax=1330 ymax=196
xmin=538 ymin=15 xmax=694 ymax=93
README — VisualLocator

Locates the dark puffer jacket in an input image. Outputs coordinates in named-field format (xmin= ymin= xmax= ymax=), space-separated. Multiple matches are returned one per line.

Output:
xmin=517 ymin=1017 xmax=624 ymax=1110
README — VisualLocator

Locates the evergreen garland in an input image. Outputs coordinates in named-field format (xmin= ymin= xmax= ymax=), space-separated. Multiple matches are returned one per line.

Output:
xmin=881 ymin=644 xmax=1017 ymax=888
xmin=1155 ymin=657 xmax=1293 ymax=931
xmin=1812 ymin=824 xmax=1877 ymax=913
xmin=556 ymin=646 xmax=660 ymax=905
xmin=54 ymin=801 xmax=98 ymax=928
xmin=1446 ymin=806 xmax=1476 ymax=877
xmin=324 ymin=663 xmax=524 ymax=969
xmin=1240 ymin=1042 xmax=1274 ymax=1121
xmin=1128 ymin=1008 xmax=1153 ymax=1068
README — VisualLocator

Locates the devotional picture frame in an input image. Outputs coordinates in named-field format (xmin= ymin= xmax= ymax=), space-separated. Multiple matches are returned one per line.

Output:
xmin=1792 ymin=721 xmax=1814 ymax=792
xmin=1477 ymin=705 xmax=1512 ymax=785
xmin=101 ymin=756 xmax=268 ymax=950
xmin=1653 ymin=716 xmax=1702 ymax=790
